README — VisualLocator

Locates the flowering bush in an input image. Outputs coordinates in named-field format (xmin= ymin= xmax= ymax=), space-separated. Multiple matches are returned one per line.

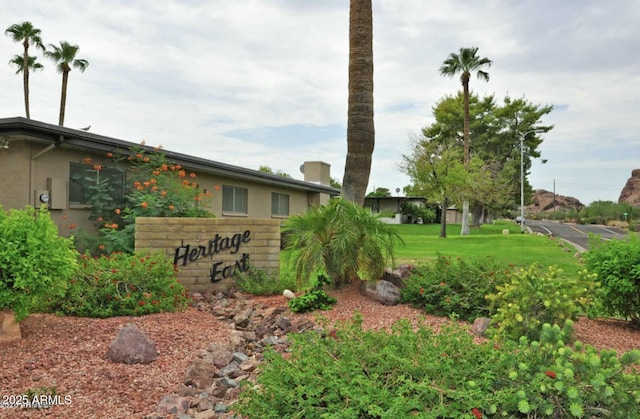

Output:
xmin=400 ymin=255 xmax=511 ymax=322
xmin=234 ymin=316 xmax=640 ymax=417
xmin=56 ymin=251 xmax=189 ymax=318
xmin=0 ymin=206 xmax=79 ymax=321
xmin=487 ymin=264 xmax=599 ymax=342
xmin=74 ymin=144 xmax=215 ymax=254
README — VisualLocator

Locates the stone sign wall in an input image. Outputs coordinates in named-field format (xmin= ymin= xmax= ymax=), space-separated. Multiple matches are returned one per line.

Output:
xmin=135 ymin=217 xmax=281 ymax=291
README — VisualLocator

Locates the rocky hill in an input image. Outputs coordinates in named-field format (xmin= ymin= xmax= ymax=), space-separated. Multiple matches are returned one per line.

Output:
xmin=618 ymin=169 xmax=640 ymax=207
xmin=526 ymin=189 xmax=585 ymax=214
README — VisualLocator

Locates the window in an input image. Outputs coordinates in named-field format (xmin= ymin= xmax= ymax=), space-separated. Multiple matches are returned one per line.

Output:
xmin=222 ymin=185 xmax=248 ymax=214
xmin=271 ymin=192 xmax=289 ymax=216
xmin=69 ymin=162 xmax=125 ymax=206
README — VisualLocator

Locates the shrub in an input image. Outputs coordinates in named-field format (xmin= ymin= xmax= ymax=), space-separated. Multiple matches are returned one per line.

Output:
xmin=287 ymin=274 xmax=337 ymax=313
xmin=400 ymin=255 xmax=511 ymax=322
xmin=0 ymin=206 xmax=79 ymax=321
xmin=282 ymin=198 xmax=403 ymax=288
xmin=73 ymin=145 xmax=215 ymax=255
xmin=56 ymin=250 xmax=189 ymax=318
xmin=233 ymin=316 xmax=640 ymax=418
xmin=583 ymin=235 xmax=640 ymax=327
xmin=487 ymin=264 xmax=599 ymax=342
xmin=235 ymin=266 xmax=299 ymax=296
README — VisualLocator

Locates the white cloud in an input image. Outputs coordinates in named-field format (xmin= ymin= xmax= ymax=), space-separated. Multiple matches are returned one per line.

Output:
xmin=2 ymin=0 xmax=639 ymax=206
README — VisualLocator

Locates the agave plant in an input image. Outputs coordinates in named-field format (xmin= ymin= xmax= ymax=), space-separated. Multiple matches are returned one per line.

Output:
xmin=282 ymin=198 xmax=403 ymax=288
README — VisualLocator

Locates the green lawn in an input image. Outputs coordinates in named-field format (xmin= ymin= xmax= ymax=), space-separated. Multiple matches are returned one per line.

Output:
xmin=391 ymin=220 xmax=584 ymax=276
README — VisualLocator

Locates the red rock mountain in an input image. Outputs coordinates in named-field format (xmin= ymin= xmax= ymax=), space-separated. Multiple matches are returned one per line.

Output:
xmin=526 ymin=189 xmax=585 ymax=214
xmin=618 ymin=169 xmax=640 ymax=207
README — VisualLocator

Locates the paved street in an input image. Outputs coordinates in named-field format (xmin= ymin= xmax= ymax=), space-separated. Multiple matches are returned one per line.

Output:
xmin=526 ymin=219 xmax=628 ymax=251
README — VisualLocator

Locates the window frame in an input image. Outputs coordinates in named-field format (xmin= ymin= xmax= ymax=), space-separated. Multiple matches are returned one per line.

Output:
xmin=222 ymin=185 xmax=248 ymax=215
xmin=68 ymin=162 xmax=126 ymax=207
xmin=271 ymin=192 xmax=290 ymax=217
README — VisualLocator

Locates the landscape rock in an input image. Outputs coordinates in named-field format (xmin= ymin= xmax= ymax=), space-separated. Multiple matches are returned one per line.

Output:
xmin=0 ymin=310 xmax=21 ymax=344
xmin=382 ymin=264 xmax=414 ymax=288
xmin=471 ymin=317 xmax=492 ymax=337
xmin=106 ymin=323 xmax=157 ymax=364
xmin=360 ymin=280 xmax=401 ymax=306
xmin=283 ymin=289 xmax=296 ymax=299
xmin=155 ymin=394 xmax=191 ymax=415
xmin=184 ymin=358 xmax=217 ymax=389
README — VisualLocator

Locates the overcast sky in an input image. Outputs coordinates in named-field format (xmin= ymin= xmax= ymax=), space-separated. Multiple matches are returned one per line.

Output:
xmin=3 ymin=1 xmax=639 ymax=206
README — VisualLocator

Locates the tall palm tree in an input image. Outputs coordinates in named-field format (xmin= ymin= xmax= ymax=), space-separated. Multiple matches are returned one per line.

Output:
xmin=341 ymin=0 xmax=374 ymax=206
xmin=4 ymin=21 xmax=45 ymax=119
xmin=44 ymin=41 xmax=89 ymax=126
xmin=439 ymin=47 xmax=492 ymax=235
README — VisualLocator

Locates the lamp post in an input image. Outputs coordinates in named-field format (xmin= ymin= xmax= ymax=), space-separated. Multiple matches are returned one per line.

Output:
xmin=519 ymin=130 xmax=540 ymax=234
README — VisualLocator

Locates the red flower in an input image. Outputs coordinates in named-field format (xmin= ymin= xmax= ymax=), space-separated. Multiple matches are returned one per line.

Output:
xmin=471 ymin=408 xmax=482 ymax=419
xmin=545 ymin=370 xmax=557 ymax=379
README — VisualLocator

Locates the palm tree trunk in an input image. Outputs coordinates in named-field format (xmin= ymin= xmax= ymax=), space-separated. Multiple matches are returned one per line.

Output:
xmin=58 ymin=71 xmax=69 ymax=126
xmin=342 ymin=0 xmax=374 ymax=206
xmin=460 ymin=78 xmax=471 ymax=235
xmin=22 ymin=47 xmax=30 ymax=119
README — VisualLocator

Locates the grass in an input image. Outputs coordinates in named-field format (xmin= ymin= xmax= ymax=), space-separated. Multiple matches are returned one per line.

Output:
xmin=390 ymin=220 xmax=584 ymax=276
xmin=278 ymin=220 xmax=585 ymax=289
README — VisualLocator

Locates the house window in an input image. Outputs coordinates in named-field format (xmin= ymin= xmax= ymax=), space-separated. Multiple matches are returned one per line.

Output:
xmin=271 ymin=192 xmax=289 ymax=216
xmin=69 ymin=162 xmax=125 ymax=206
xmin=222 ymin=185 xmax=248 ymax=214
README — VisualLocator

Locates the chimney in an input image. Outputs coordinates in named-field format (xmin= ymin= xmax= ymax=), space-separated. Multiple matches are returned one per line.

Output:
xmin=302 ymin=161 xmax=331 ymax=186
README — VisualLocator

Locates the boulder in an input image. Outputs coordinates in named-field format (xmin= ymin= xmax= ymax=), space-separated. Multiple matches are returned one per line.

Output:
xmin=0 ymin=310 xmax=21 ymax=344
xmin=106 ymin=323 xmax=158 ymax=364
xmin=382 ymin=264 xmax=414 ymax=288
xmin=360 ymin=280 xmax=401 ymax=306
xmin=471 ymin=317 xmax=492 ymax=337
xmin=618 ymin=169 xmax=640 ymax=207
xmin=526 ymin=189 xmax=584 ymax=214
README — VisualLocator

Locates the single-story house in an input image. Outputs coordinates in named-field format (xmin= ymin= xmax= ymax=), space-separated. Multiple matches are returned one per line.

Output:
xmin=0 ymin=117 xmax=340 ymax=235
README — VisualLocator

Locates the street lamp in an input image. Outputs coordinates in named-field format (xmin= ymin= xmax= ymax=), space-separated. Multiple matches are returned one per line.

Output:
xmin=519 ymin=129 xmax=540 ymax=233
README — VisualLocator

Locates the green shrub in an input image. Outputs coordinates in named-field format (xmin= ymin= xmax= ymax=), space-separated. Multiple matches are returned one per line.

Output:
xmin=235 ymin=266 xmax=298 ymax=296
xmin=583 ymin=235 xmax=640 ymax=327
xmin=56 ymin=250 xmax=189 ymax=318
xmin=283 ymin=198 xmax=403 ymax=288
xmin=287 ymin=274 xmax=337 ymax=313
xmin=487 ymin=264 xmax=599 ymax=342
xmin=400 ymin=255 xmax=511 ymax=322
xmin=0 ymin=206 xmax=79 ymax=321
xmin=233 ymin=316 xmax=640 ymax=418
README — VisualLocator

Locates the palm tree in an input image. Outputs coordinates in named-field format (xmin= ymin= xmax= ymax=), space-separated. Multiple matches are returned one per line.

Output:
xmin=4 ymin=21 xmax=45 ymax=119
xmin=341 ymin=0 xmax=374 ymax=206
xmin=44 ymin=41 xmax=89 ymax=126
xmin=439 ymin=47 xmax=492 ymax=235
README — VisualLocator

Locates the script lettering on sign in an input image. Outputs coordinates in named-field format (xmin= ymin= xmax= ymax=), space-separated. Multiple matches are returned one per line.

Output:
xmin=173 ymin=230 xmax=252 ymax=282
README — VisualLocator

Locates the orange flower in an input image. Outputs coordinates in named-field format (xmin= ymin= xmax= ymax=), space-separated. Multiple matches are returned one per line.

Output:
xmin=178 ymin=170 xmax=186 ymax=178
xmin=82 ymin=157 xmax=92 ymax=164
xmin=62 ymin=214 xmax=68 ymax=220
xmin=98 ymin=244 xmax=105 ymax=250
xmin=151 ymin=186 xmax=158 ymax=191
xmin=189 ymin=172 xmax=196 ymax=178
xmin=111 ymin=223 xmax=118 ymax=229
xmin=160 ymin=190 xmax=167 ymax=197
xmin=115 ymin=208 xmax=121 ymax=215
xmin=161 ymin=164 xmax=169 ymax=171
xmin=106 ymin=152 xmax=114 ymax=158
xmin=143 ymin=157 xmax=150 ymax=163
xmin=168 ymin=205 xmax=175 ymax=210
xmin=133 ymin=181 xmax=141 ymax=188
xmin=97 ymin=217 xmax=103 ymax=222
xmin=136 ymin=153 xmax=143 ymax=159
xmin=141 ymin=202 xmax=148 ymax=209
xmin=194 ymin=196 xmax=200 ymax=202
xmin=69 ymin=223 xmax=77 ymax=229
xmin=419 ymin=287 xmax=425 ymax=295
xmin=181 ymin=180 xmax=190 ymax=186
xmin=149 ymin=178 xmax=157 ymax=184
xmin=152 ymin=170 xmax=160 ymax=176
xmin=214 ymin=185 xmax=221 ymax=191
xmin=174 ymin=165 xmax=181 ymax=170
xmin=471 ymin=408 xmax=482 ymax=419
xmin=93 ymin=164 xmax=102 ymax=171
xmin=143 ymin=181 xmax=151 ymax=187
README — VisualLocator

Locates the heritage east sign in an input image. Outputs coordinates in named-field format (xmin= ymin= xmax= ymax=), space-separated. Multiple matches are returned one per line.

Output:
xmin=135 ymin=217 xmax=281 ymax=291
xmin=173 ymin=230 xmax=252 ymax=282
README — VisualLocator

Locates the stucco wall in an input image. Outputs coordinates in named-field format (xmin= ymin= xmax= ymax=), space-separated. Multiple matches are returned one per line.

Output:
xmin=135 ymin=217 xmax=281 ymax=291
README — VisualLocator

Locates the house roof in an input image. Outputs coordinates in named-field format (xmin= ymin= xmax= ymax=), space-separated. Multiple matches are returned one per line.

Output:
xmin=0 ymin=117 xmax=340 ymax=195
